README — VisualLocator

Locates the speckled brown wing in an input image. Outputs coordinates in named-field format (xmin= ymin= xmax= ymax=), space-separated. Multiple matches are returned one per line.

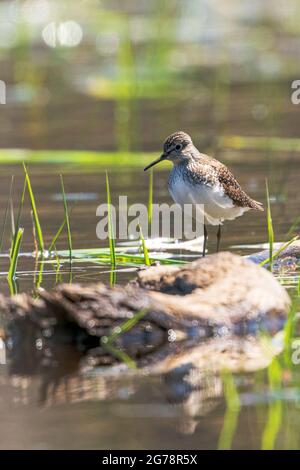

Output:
xmin=200 ymin=154 xmax=264 ymax=211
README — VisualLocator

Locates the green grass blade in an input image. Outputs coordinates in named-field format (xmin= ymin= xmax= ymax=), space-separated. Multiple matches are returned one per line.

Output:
xmin=105 ymin=171 xmax=116 ymax=268
xmin=48 ymin=203 xmax=75 ymax=252
xmin=261 ymin=358 xmax=282 ymax=450
xmin=51 ymin=247 xmax=187 ymax=266
xmin=10 ymin=197 xmax=15 ymax=238
xmin=7 ymin=277 xmax=18 ymax=296
xmin=286 ymin=213 xmax=300 ymax=240
xmin=34 ymin=255 xmax=45 ymax=293
xmin=261 ymin=400 xmax=282 ymax=450
xmin=265 ymin=180 xmax=274 ymax=272
xmin=10 ymin=178 xmax=26 ymax=259
xmin=101 ymin=341 xmax=136 ymax=369
xmin=7 ymin=227 xmax=24 ymax=282
xmin=259 ymin=236 xmax=298 ymax=268
xmin=148 ymin=168 xmax=153 ymax=230
xmin=283 ymin=299 xmax=297 ymax=366
xmin=53 ymin=247 xmax=62 ymax=284
xmin=101 ymin=309 xmax=147 ymax=368
xmin=30 ymin=209 xmax=38 ymax=254
xmin=109 ymin=268 xmax=116 ymax=286
xmin=218 ymin=371 xmax=241 ymax=450
xmin=105 ymin=309 xmax=147 ymax=343
xmin=138 ymin=223 xmax=151 ymax=266
xmin=0 ymin=175 xmax=14 ymax=253
xmin=23 ymin=163 xmax=44 ymax=253
xmin=60 ymin=175 xmax=72 ymax=262
xmin=48 ymin=219 xmax=66 ymax=253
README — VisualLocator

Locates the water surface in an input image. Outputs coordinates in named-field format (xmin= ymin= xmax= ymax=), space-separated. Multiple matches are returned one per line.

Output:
xmin=1 ymin=0 xmax=300 ymax=450
xmin=0 ymin=150 xmax=299 ymax=450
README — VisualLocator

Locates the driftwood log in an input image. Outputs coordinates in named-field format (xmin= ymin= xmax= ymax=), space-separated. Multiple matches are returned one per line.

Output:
xmin=248 ymin=239 xmax=300 ymax=268
xmin=0 ymin=252 xmax=290 ymax=346
xmin=0 ymin=249 xmax=294 ymax=410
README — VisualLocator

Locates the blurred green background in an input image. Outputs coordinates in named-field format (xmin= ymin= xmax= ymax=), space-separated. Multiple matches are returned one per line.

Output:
xmin=1 ymin=0 xmax=300 ymax=153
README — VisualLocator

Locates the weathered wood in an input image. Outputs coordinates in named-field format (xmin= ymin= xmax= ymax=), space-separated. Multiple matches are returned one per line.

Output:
xmin=0 ymin=252 xmax=290 ymax=339
xmin=0 ymin=250 xmax=293 ymax=395
xmin=248 ymin=240 xmax=300 ymax=268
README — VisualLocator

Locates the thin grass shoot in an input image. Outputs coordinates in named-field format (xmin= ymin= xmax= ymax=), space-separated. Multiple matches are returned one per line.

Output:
xmin=23 ymin=163 xmax=44 ymax=253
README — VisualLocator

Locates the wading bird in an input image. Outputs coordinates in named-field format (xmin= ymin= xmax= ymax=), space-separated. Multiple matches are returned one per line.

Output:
xmin=144 ymin=131 xmax=263 ymax=256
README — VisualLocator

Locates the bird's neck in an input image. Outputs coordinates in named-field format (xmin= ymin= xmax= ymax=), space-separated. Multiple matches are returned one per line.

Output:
xmin=173 ymin=152 xmax=202 ymax=169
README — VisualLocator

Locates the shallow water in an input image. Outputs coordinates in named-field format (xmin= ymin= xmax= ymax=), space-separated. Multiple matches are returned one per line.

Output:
xmin=0 ymin=153 xmax=298 ymax=291
xmin=1 ymin=0 xmax=300 ymax=450
xmin=0 ymin=152 xmax=299 ymax=450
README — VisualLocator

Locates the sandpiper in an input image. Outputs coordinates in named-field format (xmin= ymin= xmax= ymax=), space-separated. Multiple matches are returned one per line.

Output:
xmin=144 ymin=131 xmax=263 ymax=256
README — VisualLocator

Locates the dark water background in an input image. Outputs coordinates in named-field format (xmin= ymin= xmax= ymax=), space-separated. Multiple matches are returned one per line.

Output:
xmin=0 ymin=0 xmax=300 ymax=450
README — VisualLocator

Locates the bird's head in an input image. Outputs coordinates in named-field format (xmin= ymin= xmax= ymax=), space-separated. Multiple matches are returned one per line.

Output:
xmin=144 ymin=131 xmax=194 ymax=171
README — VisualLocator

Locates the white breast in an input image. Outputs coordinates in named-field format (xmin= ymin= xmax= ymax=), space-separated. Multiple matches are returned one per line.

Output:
xmin=168 ymin=169 xmax=249 ymax=226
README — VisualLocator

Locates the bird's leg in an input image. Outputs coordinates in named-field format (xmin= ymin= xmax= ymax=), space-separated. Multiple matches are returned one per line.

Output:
xmin=216 ymin=224 xmax=221 ymax=253
xmin=203 ymin=224 xmax=207 ymax=257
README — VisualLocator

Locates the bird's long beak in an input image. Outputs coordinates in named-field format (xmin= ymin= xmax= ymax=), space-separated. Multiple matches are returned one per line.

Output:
xmin=144 ymin=154 xmax=167 ymax=171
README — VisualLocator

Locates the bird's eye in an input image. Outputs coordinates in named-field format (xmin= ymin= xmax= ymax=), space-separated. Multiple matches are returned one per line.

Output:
xmin=175 ymin=144 xmax=182 ymax=151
